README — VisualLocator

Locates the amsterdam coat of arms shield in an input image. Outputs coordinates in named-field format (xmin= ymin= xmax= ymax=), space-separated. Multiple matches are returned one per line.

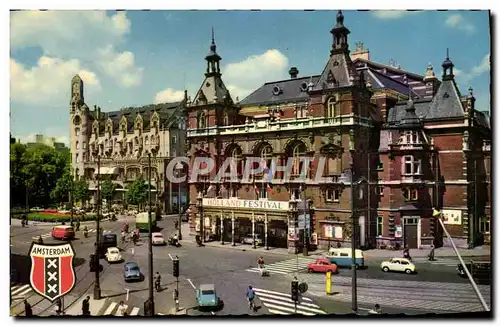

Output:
xmin=29 ymin=242 xmax=76 ymax=302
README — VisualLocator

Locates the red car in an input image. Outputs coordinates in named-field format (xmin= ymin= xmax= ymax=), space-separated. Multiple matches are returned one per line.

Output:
xmin=51 ymin=225 xmax=75 ymax=240
xmin=307 ymin=258 xmax=338 ymax=274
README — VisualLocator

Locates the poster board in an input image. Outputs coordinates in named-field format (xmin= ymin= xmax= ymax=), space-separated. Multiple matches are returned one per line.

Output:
xmin=442 ymin=210 xmax=462 ymax=225
xmin=395 ymin=225 xmax=402 ymax=238
xmin=288 ymin=227 xmax=296 ymax=241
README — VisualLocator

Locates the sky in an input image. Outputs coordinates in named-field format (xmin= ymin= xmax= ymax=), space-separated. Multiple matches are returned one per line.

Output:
xmin=9 ymin=10 xmax=491 ymax=146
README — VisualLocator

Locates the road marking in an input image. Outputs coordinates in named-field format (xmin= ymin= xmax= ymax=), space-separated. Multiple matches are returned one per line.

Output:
xmin=11 ymin=284 xmax=31 ymax=296
xmin=187 ymin=279 xmax=196 ymax=290
xmin=157 ymin=313 xmax=165 ymax=315
xmin=130 ymin=307 xmax=140 ymax=316
xmin=104 ymin=302 xmax=117 ymax=315
xmin=252 ymin=287 xmax=313 ymax=302
xmin=168 ymin=254 xmax=174 ymax=261
xmin=210 ymin=311 xmax=215 ymax=315
xmin=115 ymin=304 xmax=128 ymax=316
xmin=253 ymin=287 xmax=326 ymax=315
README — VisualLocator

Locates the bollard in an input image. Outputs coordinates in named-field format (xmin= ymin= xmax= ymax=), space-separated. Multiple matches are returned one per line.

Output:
xmin=175 ymin=299 xmax=179 ymax=312
xmin=125 ymin=288 xmax=130 ymax=301
xmin=326 ymin=270 xmax=332 ymax=295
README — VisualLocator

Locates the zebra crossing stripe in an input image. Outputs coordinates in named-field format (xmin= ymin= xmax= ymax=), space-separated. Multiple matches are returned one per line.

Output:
xmin=253 ymin=288 xmax=326 ymax=315
xmin=129 ymin=307 xmax=140 ymax=316
xmin=104 ymin=302 xmax=117 ymax=315
xmin=11 ymin=284 xmax=31 ymax=296
xmin=246 ymin=257 xmax=315 ymax=275
xmin=246 ymin=268 xmax=288 ymax=275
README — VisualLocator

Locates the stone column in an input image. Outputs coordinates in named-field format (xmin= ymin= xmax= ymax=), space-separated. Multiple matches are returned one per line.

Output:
xmin=265 ymin=212 xmax=269 ymax=250
xmin=231 ymin=212 xmax=235 ymax=246
xmin=252 ymin=212 xmax=256 ymax=249
xmin=220 ymin=214 xmax=225 ymax=245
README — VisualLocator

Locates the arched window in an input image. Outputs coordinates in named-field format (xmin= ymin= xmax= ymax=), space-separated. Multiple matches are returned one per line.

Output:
xmin=76 ymin=141 xmax=79 ymax=150
xmin=145 ymin=136 xmax=149 ymax=146
xmin=229 ymin=146 xmax=243 ymax=176
xmin=198 ymin=112 xmax=207 ymax=129
xmin=327 ymin=95 xmax=340 ymax=117
xmin=75 ymin=128 xmax=80 ymax=137
xmin=260 ymin=144 xmax=273 ymax=170
xmin=289 ymin=141 xmax=306 ymax=176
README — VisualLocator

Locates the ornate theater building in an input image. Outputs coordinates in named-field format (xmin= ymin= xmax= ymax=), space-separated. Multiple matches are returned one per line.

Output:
xmin=185 ymin=11 xmax=491 ymax=251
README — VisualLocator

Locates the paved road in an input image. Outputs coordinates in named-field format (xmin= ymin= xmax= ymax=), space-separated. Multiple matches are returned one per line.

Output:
xmin=10 ymin=215 xmax=492 ymax=316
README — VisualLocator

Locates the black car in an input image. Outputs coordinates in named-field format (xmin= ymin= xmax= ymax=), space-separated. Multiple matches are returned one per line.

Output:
xmin=457 ymin=260 xmax=491 ymax=284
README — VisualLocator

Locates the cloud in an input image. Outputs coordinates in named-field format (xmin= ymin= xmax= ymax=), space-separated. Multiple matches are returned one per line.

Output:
xmin=154 ymin=88 xmax=185 ymax=104
xmin=445 ymin=14 xmax=475 ymax=34
xmin=10 ymin=56 xmax=101 ymax=105
xmin=10 ymin=10 xmax=143 ymax=87
xmin=222 ymin=49 xmax=289 ymax=100
xmin=455 ymin=54 xmax=490 ymax=83
xmin=97 ymin=45 xmax=143 ymax=87
xmin=371 ymin=10 xmax=421 ymax=20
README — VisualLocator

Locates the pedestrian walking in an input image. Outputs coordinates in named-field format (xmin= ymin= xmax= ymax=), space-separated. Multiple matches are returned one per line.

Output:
xmin=428 ymin=245 xmax=436 ymax=261
xmin=55 ymin=298 xmax=62 ymax=315
xmin=117 ymin=301 xmax=127 ymax=316
xmin=24 ymin=300 xmax=32 ymax=317
xmin=82 ymin=296 xmax=90 ymax=316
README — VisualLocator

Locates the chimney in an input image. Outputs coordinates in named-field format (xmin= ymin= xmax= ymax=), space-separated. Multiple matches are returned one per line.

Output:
xmin=289 ymin=67 xmax=299 ymax=79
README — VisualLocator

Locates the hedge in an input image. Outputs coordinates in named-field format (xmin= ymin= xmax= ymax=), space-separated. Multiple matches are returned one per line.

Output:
xmin=13 ymin=213 xmax=99 ymax=223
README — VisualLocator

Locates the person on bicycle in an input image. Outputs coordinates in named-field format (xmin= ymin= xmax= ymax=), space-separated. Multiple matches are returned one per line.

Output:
xmin=154 ymin=272 xmax=161 ymax=291
xmin=246 ymin=285 xmax=256 ymax=310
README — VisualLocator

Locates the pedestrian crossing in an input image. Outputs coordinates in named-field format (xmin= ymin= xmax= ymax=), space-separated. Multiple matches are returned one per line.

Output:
xmin=411 ymin=257 xmax=461 ymax=267
xmin=11 ymin=284 xmax=33 ymax=301
xmin=246 ymin=257 xmax=316 ymax=275
xmin=31 ymin=229 xmax=112 ymax=240
xmin=300 ymin=273 xmax=491 ymax=313
xmin=253 ymin=287 xmax=327 ymax=316
xmin=101 ymin=301 xmax=141 ymax=316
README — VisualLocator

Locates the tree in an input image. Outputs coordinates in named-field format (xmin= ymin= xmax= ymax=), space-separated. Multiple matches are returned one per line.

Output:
xmin=10 ymin=143 xmax=69 ymax=208
xmin=73 ymin=180 xmax=90 ymax=206
xmin=100 ymin=178 xmax=117 ymax=210
xmin=126 ymin=178 xmax=148 ymax=209
xmin=51 ymin=168 xmax=72 ymax=205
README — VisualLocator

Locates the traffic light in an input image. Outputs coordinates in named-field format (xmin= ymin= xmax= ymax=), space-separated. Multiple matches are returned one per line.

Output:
xmin=173 ymin=258 xmax=179 ymax=277
xmin=291 ymin=279 xmax=299 ymax=302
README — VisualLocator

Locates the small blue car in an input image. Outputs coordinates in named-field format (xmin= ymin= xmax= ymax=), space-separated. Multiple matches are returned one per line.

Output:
xmin=196 ymin=284 xmax=222 ymax=311
xmin=124 ymin=262 xmax=141 ymax=282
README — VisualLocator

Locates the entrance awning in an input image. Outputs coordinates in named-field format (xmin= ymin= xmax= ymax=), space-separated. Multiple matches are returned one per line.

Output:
xmin=96 ymin=167 xmax=118 ymax=175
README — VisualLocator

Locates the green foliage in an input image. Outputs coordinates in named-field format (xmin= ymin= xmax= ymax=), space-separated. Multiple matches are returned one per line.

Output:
xmin=51 ymin=167 xmax=72 ymax=204
xmin=125 ymin=178 xmax=148 ymax=206
xmin=100 ymin=178 xmax=117 ymax=201
xmin=10 ymin=142 xmax=69 ymax=208
xmin=73 ymin=180 xmax=90 ymax=204
xmin=20 ymin=213 xmax=98 ymax=222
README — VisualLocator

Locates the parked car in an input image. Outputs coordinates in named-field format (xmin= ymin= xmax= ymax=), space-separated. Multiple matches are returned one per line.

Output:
xmin=241 ymin=234 xmax=263 ymax=246
xmin=105 ymin=247 xmax=122 ymax=263
xmin=381 ymin=258 xmax=416 ymax=274
xmin=124 ymin=262 xmax=141 ymax=282
xmin=152 ymin=232 xmax=166 ymax=246
xmin=196 ymin=284 xmax=223 ymax=310
xmin=51 ymin=225 xmax=76 ymax=240
xmin=307 ymin=258 xmax=339 ymax=274
xmin=326 ymin=248 xmax=365 ymax=269
xmin=457 ymin=260 xmax=491 ymax=284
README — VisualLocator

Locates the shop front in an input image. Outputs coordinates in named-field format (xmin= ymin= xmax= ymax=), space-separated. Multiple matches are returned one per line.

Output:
xmin=193 ymin=197 xmax=300 ymax=252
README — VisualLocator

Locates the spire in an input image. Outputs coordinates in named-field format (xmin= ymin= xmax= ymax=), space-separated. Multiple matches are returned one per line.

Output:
xmin=330 ymin=10 xmax=350 ymax=56
xmin=205 ymin=27 xmax=222 ymax=77
xmin=442 ymin=48 xmax=455 ymax=80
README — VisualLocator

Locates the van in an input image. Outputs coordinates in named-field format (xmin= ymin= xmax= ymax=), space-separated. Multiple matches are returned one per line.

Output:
xmin=99 ymin=234 xmax=118 ymax=257
xmin=51 ymin=225 xmax=75 ymax=240
xmin=326 ymin=248 xmax=365 ymax=269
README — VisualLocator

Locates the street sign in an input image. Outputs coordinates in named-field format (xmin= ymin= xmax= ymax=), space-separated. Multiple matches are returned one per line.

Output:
xmin=298 ymin=282 xmax=308 ymax=294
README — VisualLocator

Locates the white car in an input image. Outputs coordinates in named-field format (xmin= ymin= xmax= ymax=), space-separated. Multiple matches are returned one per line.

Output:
xmin=152 ymin=232 xmax=166 ymax=246
xmin=105 ymin=247 xmax=122 ymax=263
xmin=381 ymin=258 xmax=416 ymax=274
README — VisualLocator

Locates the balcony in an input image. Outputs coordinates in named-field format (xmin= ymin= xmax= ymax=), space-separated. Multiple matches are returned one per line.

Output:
xmin=400 ymin=174 xmax=425 ymax=184
xmin=187 ymin=115 xmax=374 ymax=138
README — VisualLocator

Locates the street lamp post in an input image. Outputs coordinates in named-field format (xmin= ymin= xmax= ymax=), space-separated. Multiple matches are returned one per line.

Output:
xmin=93 ymin=154 xmax=101 ymax=300
xmin=145 ymin=153 xmax=155 ymax=316
xmin=176 ymin=162 xmax=183 ymax=240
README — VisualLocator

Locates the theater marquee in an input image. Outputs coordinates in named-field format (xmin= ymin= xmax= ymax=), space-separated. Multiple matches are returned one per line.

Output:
xmin=202 ymin=198 xmax=290 ymax=211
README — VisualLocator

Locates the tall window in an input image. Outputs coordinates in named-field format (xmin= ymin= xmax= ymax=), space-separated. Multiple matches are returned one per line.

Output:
xmin=198 ymin=112 xmax=207 ymax=129
xmin=260 ymin=144 xmax=273 ymax=170
xmin=83 ymin=141 xmax=86 ymax=150
xmin=172 ymin=135 xmax=177 ymax=145
xmin=290 ymin=142 xmax=306 ymax=176
xmin=296 ymin=105 xmax=307 ymax=119
xmin=75 ymin=153 xmax=79 ymax=163
xmin=480 ymin=218 xmax=490 ymax=233
xmin=326 ymin=156 xmax=341 ymax=175
xmin=230 ymin=146 xmax=243 ymax=175
xmin=403 ymin=155 xmax=421 ymax=175
xmin=327 ymin=96 xmax=340 ymax=117
xmin=403 ymin=188 xmax=419 ymax=201
xmin=223 ymin=113 xmax=229 ymax=125
xmin=76 ymin=141 xmax=80 ymax=150
xmin=259 ymin=186 xmax=268 ymax=199
xmin=229 ymin=186 xmax=238 ymax=198
xmin=291 ymin=188 xmax=302 ymax=200
xmin=377 ymin=216 xmax=383 ymax=236
xmin=404 ymin=131 xmax=419 ymax=144
xmin=75 ymin=128 xmax=80 ymax=137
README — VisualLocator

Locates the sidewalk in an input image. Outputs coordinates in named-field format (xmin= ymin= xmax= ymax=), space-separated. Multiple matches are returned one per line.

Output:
xmin=179 ymin=223 xmax=490 ymax=258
